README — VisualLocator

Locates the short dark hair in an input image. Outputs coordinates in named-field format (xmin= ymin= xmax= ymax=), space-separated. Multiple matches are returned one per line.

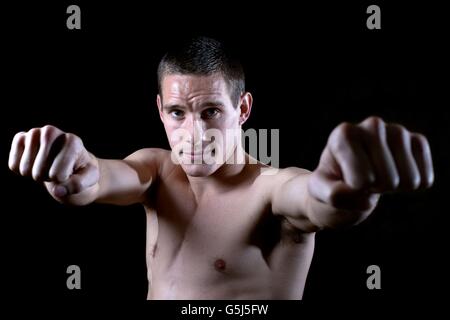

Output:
xmin=157 ymin=37 xmax=245 ymax=107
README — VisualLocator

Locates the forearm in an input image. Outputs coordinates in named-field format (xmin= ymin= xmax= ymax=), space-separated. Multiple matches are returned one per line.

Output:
xmin=93 ymin=159 xmax=138 ymax=205
xmin=46 ymin=156 xmax=145 ymax=206
xmin=94 ymin=154 xmax=155 ymax=205
xmin=63 ymin=148 xmax=158 ymax=206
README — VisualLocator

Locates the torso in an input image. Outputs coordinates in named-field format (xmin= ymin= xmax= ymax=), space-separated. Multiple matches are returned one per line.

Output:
xmin=144 ymin=157 xmax=315 ymax=300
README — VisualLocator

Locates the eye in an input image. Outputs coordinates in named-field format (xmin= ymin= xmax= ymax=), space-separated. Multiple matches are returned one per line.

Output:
xmin=170 ymin=110 xmax=185 ymax=119
xmin=202 ymin=108 xmax=220 ymax=119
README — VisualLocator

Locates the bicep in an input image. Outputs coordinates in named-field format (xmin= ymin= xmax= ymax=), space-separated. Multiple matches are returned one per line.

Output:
xmin=271 ymin=167 xmax=319 ymax=232
xmin=96 ymin=148 xmax=164 ymax=205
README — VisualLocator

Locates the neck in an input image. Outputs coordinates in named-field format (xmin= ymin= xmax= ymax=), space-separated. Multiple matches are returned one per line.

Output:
xmin=186 ymin=146 xmax=250 ymax=200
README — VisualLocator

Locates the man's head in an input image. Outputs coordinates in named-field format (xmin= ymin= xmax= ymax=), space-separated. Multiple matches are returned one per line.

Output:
xmin=157 ymin=37 xmax=245 ymax=107
xmin=157 ymin=37 xmax=252 ymax=177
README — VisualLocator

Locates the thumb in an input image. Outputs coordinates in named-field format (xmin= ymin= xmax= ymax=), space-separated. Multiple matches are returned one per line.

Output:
xmin=47 ymin=162 xmax=99 ymax=198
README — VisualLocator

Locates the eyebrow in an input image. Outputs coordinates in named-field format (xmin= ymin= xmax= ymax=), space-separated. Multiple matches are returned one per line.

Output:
xmin=199 ymin=101 xmax=224 ymax=108
xmin=162 ymin=104 xmax=186 ymax=112
xmin=163 ymin=101 xmax=224 ymax=111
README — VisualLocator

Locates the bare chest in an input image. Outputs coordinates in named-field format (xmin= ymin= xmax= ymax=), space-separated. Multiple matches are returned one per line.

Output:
xmin=148 ymin=181 xmax=275 ymax=271
xmin=144 ymin=178 xmax=314 ymax=299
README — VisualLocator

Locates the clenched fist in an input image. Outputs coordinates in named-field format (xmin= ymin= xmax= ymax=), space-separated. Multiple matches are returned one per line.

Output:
xmin=8 ymin=125 xmax=99 ymax=204
xmin=308 ymin=117 xmax=434 ymax=213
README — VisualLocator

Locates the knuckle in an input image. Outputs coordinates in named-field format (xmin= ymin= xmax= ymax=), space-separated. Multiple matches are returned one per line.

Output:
xmin=385 ymin=173 xmax=400 ymax=190
xmin=48 ymin=174 xmax=58 ymax=182
xmin=31 ymin=167 xmax=44 ymax=181
xmin=364 ymin=116 xmax=385 ymax=129
xmin=48 ymin=168 xmax=66 ymax=182
xmin=48 ymin=168 xmax=57 ymax=181
xmin=362 ymin=172 xmax=376 ymax=188
xmin=389 ymin=124 xmax=408 ymax=140
xmin=8 ymin=159 xmax=18 ymax=172
xmin=27 ymin=128 xmax=40 ymax=138
xmin=19 ymin=162 xmax=31 ymax=176
xmin=411 ymin=175 xmax=421 ymax=190
xmin=41 ymin=125 xmax=57 ymax=140
xmin=401 ymin=174 xmax=421 ymax=190
xmin=411 ymin=169 xmax=422 ymax=189
xmin=336 ymin=122 xmax=352 ymax=134
xmin=364 ymin=116 xmax=386 ymax=139
xmin=340 ymin=122 xmax=357 ymax=139
xmin=24 ymin=129 xmax=40 ymax=146
xmin=65 ymin=133 xmax=82 ymax=148
xmin=331 ymin=122 xmax=355 ymax=147
xmin=12 ymin=131 xmax=26 ymax=143
xmin=424 ymin=171 xmax=435 ymax=188
xmin=412 ymin=133 xmax=429 ymax=147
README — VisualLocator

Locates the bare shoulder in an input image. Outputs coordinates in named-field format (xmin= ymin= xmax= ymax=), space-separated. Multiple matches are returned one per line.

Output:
xmin=254 ymin=165 xmax=311 ymax=189
xmin=125 ymin=148 xmax=170 ymax=163
xmin=254 ymin=165 xmax=317 ymax=234
xmin=256 ymin=166 xmax=310 ymax=199
xmin=124 ymin=148 xmax=172 ymax=176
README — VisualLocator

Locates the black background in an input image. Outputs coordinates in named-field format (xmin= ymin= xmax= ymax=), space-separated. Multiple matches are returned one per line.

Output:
xmin=1 ymin=0 xmax=449 ymax=308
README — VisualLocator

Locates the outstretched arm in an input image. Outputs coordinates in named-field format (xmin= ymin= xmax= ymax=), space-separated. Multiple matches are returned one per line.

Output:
xmin=8 ymin=125 xmax=162 ymax=206
xmin=271 ymin=116 xmax=434 ymax=232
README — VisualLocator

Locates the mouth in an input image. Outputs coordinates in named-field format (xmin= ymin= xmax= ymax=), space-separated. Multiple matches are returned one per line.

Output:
xmin=179 ymin=149 xmax=216 ymax=158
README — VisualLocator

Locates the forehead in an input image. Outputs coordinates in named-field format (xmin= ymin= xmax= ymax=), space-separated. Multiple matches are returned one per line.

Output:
xmin=161 ymin=74 xmax=230 ymax=101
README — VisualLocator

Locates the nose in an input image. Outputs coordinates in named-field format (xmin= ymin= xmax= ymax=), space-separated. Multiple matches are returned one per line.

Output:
xmin=181 ymin=116 xmax=204 ymax=147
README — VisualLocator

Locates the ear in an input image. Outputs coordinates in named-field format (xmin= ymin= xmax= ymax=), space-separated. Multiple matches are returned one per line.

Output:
xmin=156 ymin=94 xmax=164 ymax=123
xmin=238 ymin=92 xmax=253 ymax=126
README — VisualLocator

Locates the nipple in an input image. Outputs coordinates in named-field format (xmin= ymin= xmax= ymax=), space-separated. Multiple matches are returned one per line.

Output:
xmin=214 ymin=258 xmax=227 ymax=271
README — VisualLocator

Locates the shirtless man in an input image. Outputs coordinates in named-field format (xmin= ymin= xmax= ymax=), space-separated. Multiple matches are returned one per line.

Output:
xmin=8 ymin=37 xmax=434 ymax=299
